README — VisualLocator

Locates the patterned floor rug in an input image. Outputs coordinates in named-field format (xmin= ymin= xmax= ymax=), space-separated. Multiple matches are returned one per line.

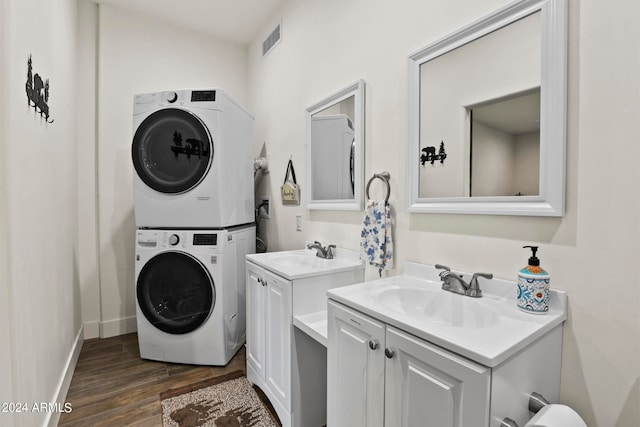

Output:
xmin=160 ymin=371 xmax=280 ymax=427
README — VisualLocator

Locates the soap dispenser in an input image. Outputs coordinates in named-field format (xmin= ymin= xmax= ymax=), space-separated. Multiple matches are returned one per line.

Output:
xmin=517 ymin=245 xmax=550 ymax=314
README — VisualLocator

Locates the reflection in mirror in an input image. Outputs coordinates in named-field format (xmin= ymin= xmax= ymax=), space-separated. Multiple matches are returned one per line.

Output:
xmin=470 ymin=88 xmax=540 ymax=197
xmin=418 ymin=10 xmax=541 ymax=199
xmin=306 ymin=80 xmax=365 ymax=210
xmin=408 ymin=0 xmax=567 ymax=216
xmin=311 ymin=97 xmax=355 ymax=199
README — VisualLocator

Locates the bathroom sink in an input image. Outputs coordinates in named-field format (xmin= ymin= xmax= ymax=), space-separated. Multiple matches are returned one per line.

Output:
xmin=246 ymin=248 xmax=364 ymax=280
xmin=267 ymin=251 xmax=333 ymax=269
xmin=372 ymin=285 xmax=440 ymax=317
xmin=327 ymin=261 xmax=567 ymax=367
xmin=372 ymin=285 xmax=499 ymax=328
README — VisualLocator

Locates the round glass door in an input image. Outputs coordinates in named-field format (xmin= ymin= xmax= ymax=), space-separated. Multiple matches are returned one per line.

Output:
xmin=137 ymin=251 xmax=215 ymax=334
xmin=132 ymin=108 xmax=213 ymax=194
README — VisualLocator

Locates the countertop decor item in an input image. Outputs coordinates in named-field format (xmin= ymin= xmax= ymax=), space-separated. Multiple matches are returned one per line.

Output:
xmin=517 ymin=245 xmax=550 ymax=314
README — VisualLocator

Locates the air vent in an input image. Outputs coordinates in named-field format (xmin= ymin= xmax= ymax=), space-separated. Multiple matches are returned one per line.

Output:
xmin=262 ymin=21 xmax=282 ymax=58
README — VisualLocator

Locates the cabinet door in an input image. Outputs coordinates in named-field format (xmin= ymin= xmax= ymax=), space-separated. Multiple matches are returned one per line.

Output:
xmin=246 ymin=263 xmax=266 ymax=380
xmin=265 ymin=270 xmax=292 ymax=411
xmin=327 ymin=300 xmax=385 ymax=427
xmin=384 ymin=326 xmax=490 ymax=427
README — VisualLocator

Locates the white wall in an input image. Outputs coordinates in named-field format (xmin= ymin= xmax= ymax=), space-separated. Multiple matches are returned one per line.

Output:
xmin=247 ymin=0 xmax=640 ymax=426
xmin=1 ymin=0 xmax=83 ymax=426
xmin=513 ymin=131 xmax=539 ymax=195
xmin=76 ymin=0 xmax=101 ymax=340
xmin=471 ymin=122 xmax=517 ymax=196
xmin=0 ymin=0 xmax=15 ymax=424
xmin=94 ymin=4 xmax=249 ymax=337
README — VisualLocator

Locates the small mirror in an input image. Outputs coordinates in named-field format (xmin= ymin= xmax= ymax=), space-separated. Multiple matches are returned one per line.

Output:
xmin=407 ymin=0 xmax=567 ymax=216
xmin=306 ymin=80 xmax=365 ymax=210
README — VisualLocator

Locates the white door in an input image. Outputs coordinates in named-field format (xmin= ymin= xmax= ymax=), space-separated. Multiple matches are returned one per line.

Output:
xmin=246 ymin=263 xmax=266 ymax=381
xmin=265 ymin=270 xmax=292 ymax=412
xmin=327 ymin=300 xmax=385 ymax=427
xmin=384 ymin=326 xmax=491 ymax=427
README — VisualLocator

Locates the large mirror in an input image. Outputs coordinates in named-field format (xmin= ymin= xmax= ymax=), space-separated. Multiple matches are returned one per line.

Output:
xmin=306 ymin=80 xmax=365 ymax=210
xmin=407 ymin=0 xmax=567 ymax=216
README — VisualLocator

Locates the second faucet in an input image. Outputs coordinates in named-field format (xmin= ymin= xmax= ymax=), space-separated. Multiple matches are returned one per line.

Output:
xmin=435 ymin=264 xmax=493 ymax=298
xmin=307 ymin=241 xmax=336 ymax=259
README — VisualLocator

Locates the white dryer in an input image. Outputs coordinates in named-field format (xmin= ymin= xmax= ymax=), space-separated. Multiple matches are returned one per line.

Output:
xmin=132 ymin=89 xmax=254 ymax=228
xmin=134 ymin=226 xmax=255 ymax=365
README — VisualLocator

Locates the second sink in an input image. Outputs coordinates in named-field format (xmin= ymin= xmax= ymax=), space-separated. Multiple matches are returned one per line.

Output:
xmin=372 ymin=283 xmax=499 ymax=328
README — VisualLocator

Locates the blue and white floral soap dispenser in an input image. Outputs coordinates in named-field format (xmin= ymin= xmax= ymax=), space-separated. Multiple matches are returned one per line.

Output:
xmin=517 ymin=245 xmax=550 ymax=314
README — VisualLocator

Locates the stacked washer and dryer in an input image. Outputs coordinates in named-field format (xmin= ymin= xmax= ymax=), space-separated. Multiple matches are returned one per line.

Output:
xmin=132 ymin=89 xmax=256 ymax=366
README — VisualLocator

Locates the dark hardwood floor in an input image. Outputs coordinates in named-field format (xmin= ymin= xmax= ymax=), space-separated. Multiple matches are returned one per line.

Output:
xmin=58 ymin=333 xmax=246 ymax=426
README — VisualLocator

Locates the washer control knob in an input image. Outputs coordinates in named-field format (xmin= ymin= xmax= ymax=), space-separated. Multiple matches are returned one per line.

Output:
xmin=168 ymin=234 xmax=180 ymax=246
xmin=166 ymin=92 xmax=178 ymax=103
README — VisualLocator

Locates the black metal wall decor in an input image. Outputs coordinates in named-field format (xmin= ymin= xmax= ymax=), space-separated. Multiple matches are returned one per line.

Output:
xmin=26 ymin=55 xmax=53 ymax=123
xmin=420 ymin=141 xmax=446 ymax=166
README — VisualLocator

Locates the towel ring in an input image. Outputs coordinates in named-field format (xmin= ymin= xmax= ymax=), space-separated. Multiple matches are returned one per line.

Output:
xmin=366 ymin=172 xmax=391 ymax=203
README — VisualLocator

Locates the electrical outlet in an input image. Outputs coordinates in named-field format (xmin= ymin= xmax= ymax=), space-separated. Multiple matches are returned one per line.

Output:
xmin=258 ymin=197 xmax=270 ymax=219
xmin=295 ymin=215 xmax=302 ymax=231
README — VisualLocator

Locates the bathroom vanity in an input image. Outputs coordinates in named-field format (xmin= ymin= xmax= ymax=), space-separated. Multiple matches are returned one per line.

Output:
xmin=245 ymin=248 xmax=364 ymax=427
xmin=327 ymin=262 xmax=567 ymax=427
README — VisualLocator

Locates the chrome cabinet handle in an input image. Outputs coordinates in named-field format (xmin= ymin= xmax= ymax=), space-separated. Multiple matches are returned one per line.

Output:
xmin=385 ymin=348 xmax=395 ymax=359
xmin=368 ymin=339 xmax=378 ymax=350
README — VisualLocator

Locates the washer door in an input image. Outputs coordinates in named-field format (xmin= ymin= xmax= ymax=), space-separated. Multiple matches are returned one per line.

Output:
xmin=137 ymin=251 xmax=215 ymax=334
xmin=132 ymin=108 xmax=213 ymax=194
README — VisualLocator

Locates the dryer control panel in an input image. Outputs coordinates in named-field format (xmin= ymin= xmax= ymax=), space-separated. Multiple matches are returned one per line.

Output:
xmin=193 ymin=233 xmax=218 ymax=246
xmin=191 ymin=90 xmax=216 ymax=102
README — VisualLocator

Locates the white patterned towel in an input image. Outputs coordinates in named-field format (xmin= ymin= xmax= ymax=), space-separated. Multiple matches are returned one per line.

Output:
xmin=360 ymin=200 xmax=393 ymax=276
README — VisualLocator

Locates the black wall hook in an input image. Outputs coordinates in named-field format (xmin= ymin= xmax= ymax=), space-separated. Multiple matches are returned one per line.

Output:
xmin=420 ymin=141 xmax=446 ymax=166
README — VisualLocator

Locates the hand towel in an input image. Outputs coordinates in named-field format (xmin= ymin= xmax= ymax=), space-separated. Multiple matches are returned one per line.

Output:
xmin=360 ymin=200 xmax=393 ymax=276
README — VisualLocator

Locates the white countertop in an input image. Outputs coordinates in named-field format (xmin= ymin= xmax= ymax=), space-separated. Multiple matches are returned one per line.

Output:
xmin=327 ymin=262 xmax=567 ymax=367
xmin=246 ymin=247 xmax=364 ymax=280
xmin=293 ymin=311 xmax=328 ymax=347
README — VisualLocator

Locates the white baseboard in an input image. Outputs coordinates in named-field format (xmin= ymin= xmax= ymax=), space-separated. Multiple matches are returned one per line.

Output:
xmin=100 ymin=316 xmax=137 ymax=338
xmin=45 ymin=325 xmax=84 ymax=427
xmin=83 ymin=321 xmax=100 ymax=339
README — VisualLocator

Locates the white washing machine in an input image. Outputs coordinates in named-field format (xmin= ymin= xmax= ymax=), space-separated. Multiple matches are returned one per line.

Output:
xmin=132 ymin=89 xmax=254 ymax=228
xmin=135 ymin=226 xmax=255 ymax=365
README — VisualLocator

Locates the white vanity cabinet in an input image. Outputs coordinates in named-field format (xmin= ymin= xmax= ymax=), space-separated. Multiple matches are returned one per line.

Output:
xmin=246 ymin=249 xmax=364 ymax=427
xmin=328 ymin=300 xmax=490 ymax=427
xmin=326 ymin=261 xmax=566 ymax=427
xmin=246 ymin=263 xmax=292 ymax=417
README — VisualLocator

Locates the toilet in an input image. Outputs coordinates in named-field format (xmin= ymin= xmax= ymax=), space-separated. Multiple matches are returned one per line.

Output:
xmin=502 ymin=393 xmax=587 ymax=427
xmin=524 ymin=404 xmax=587 ymax=427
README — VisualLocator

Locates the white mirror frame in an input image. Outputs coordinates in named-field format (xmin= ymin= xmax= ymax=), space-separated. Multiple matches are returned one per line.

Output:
xmin=306 ymin=80 xmax=365 ymax=211
xmin=407 ymin=0 xmax=567 ymax=216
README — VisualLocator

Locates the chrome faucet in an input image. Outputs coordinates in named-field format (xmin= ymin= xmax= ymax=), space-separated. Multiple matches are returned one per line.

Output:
xmin=435 ymin=264 xmax=493 ymax=298
xmin=306 ymin=241 xmax=336 ymax=259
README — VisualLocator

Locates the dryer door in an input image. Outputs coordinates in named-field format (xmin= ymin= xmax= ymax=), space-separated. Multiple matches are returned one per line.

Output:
xmin=132 ymin=108 xmax=213 ymax=194
xmin=137 ymin=251 xmax=215 ymax=334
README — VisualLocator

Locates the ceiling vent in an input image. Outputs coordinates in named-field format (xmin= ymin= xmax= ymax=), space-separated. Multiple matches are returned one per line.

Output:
xmin=262 ymin=21 xmax=282 ymax=58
